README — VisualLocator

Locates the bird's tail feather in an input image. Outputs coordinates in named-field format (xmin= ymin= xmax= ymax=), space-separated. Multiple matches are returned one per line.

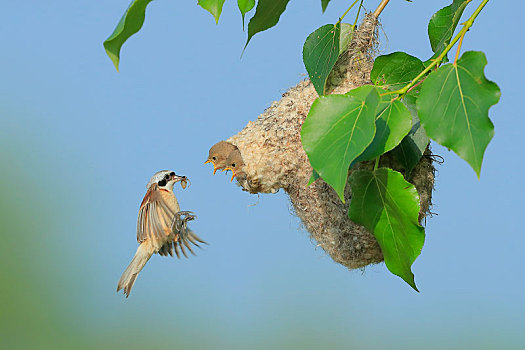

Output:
xmin=117 ymin=244 xmax=152 ymax=298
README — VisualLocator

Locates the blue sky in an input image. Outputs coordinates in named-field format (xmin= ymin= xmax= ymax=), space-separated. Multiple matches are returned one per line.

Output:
xmin=1 ymin=1 xmax=523 ymax=349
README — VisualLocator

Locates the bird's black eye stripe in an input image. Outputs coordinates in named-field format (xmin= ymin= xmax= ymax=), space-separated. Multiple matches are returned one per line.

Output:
xmin=170 ymin=172 xmax=175 ymax=176
xmin=158 ymin=179 xmax=167 ymax=186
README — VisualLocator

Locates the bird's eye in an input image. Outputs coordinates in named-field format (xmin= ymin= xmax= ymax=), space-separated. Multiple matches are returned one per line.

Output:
xmin=164 ymin=174 xmax=170 ymax=180
xmin=231 ymin=163 xmax=236 ymax=167
xmin=158 ymin=179 xmax=167 ymax=186
xmin=170 ymin=172 xmax=175 ymax=176
xmin=212 ymin=156 xmax=217 ymax=161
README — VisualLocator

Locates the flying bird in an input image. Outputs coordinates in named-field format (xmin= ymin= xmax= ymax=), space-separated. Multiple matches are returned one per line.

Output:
xmin=117 ymin=170 xmax=206 ymax=297
xmin=205 ymin=141 xmax=238 ymax=175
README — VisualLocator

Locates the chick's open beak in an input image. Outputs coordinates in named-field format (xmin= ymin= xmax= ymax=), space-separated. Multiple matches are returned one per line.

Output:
xmin=204 ymin=160 xmax=218 ymax=175
xmin=224 ymin=167 xmax=236 ymax=182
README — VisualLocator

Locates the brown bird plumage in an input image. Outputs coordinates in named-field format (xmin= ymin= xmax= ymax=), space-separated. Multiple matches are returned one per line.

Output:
xmin=117 ymin=170 xmax=206 ymax=298
xmin=224 ymin=148 xmax=246 ymax=182
xmin=205 ymin=141 xmax=238 ymax=175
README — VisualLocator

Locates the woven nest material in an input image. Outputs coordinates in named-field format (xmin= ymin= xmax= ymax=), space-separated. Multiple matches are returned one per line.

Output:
xmin=224 ymin=13 xmax=435 ymax=269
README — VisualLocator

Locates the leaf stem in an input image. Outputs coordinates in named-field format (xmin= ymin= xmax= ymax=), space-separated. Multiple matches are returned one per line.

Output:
xmin=374 ymin=157 xmax=380 ymax=171
xmin=353 ymin=0 xmax=364 ymax=27
xmin=373 ymin=0 xmax=391 ymax=18
xmin=405 ymin=77 xmax=426 ymax=95
xmin=454 ymin=30 xmax=466 ymax=64
xmin=338 ymin=0 xmax=361 ymax=23
xmin=387 ymin=0 xmax=490 ymax=97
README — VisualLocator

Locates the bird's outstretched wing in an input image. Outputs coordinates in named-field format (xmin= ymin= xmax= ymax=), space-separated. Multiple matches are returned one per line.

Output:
xmin=136 ymin=184 xmax=176 ymax=245
xmin=137 ymin=185 xmax=206 ymax=256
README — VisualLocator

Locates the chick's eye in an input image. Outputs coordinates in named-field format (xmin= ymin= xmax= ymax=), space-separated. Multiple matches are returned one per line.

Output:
xmin=231 ymin=163 xmax=236 ymax=167
xmin=165 ymin=174 xmax=170 ymax=180
xmin=212 ymin=156 xmax=217 ymax=161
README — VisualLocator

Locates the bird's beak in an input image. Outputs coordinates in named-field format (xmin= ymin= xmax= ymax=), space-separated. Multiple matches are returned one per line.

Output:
xmin=172 ymin=174 xmax=189 ymax=189
xmin=171 ymin=173 xmax=185 ymax=182
xmin=224 ymin=167 xmax=236 ymax=182
xmin=204 ymin=160 xmax=218 ymax=175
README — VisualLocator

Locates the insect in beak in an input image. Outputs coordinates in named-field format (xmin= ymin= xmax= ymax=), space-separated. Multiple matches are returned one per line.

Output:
xmin=181 ymin=177 xmax=190 ymax=189
xmin=172 ymin=173 xmax=189 ymax=189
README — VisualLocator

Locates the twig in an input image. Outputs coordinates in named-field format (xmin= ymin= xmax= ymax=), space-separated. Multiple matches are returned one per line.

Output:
xmin=339 ymin=0 xmax=362 ymax=23
xmin=454 ymin=30 xmax=466 ymax=64
xmin=373 ymin=0 xmax=391 ymax=18
xmin=353 ymin=0 xmax=365 ymax=27
xmin=387 ymin=0 xmax=491 ymax=97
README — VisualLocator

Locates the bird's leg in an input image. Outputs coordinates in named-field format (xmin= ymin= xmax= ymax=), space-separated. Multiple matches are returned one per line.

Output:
xmin=170 ymin=211 xmax=197 ymax=242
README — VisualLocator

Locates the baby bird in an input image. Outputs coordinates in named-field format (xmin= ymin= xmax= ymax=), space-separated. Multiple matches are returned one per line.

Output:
xmin=224 ymin=148 xmax=246 ymax=182
xmin=205 ymin=141 xmax=238 ymax=175
xmin=117 ymin=170 xmax=206 ymax=298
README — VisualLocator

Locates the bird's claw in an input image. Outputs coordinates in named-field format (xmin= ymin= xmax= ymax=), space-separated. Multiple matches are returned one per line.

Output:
xmin=171 ymin=211 xmax=196 ymax=242
xmin=179 ymin=211 xmax=196 ymax=222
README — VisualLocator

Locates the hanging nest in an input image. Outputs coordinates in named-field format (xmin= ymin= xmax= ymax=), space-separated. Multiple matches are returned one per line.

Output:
xmin=216 ymin=13 xmax=435 ymax=269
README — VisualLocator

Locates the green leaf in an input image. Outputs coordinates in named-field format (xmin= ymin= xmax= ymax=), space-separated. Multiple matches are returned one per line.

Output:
xmin=392 ymin=119 xmax=429 ymax=174
xmin=321 ymin=0 xmax=332 ymax=13
xmin=370 ymin=52 xmax=429 ymax=173
xmin=391 ymin=92 xmax=430 ymax=174
xmin=301 ymin=85 xmax=380 ymax=201
xmin=354 ymin=94 xmax=412 ymax=163
xmin=371 ymin=52 xmax=425 ymax=91
xmin=348 ymin=168 xmax=425 ymax=291
xmin=245 ymin=0 xmax=291 ymax=48
xmin=417 ymin=51 xmax=500 ymax=177
xmin=428 ymin=0 xmax=469 ymax=54
xmin=238 ymin=0 xmax=256 ymax=29
xmin=307 ymin=169 xmax=321 ymax=186
xmin=303 ymin=23 xmax=341 ymax=96
xmin=339 ymin=23 xmax=355 ymax=55
xmin=103 ymin=0 xmax=154 ymax=71
xmin=198 ymin=0 xmax=226 ymax=24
